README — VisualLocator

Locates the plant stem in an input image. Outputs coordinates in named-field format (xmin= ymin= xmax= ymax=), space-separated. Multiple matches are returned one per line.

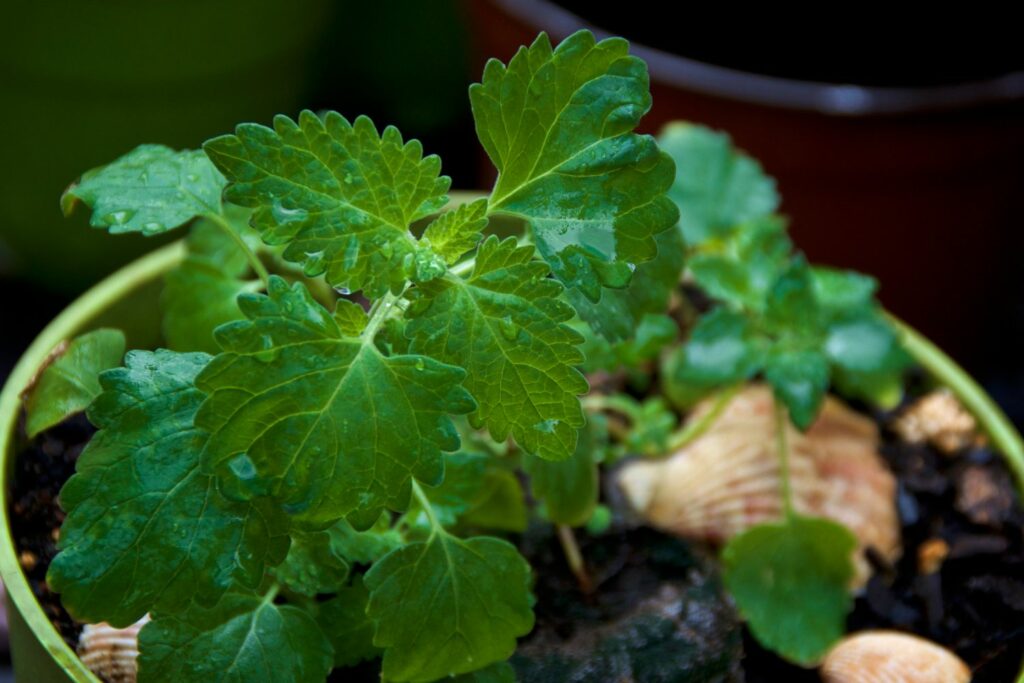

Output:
xmin=361 ymin=290 xmax=402 ymax=344
xmin=206 ymin=212 xmax=270 ymax=287
xmin=888 ymin=313 xmax=1024 ymax=489
xmin=261 ymin=582 xmax=280 ymax=607
xmin=666 ymin=384 xmax=741 ymax=451
xmin=556 ymin=524 xmax=593 ymax=594
xmin=581 ymin=394 xmax=640 ymax=419
xmin=411 ymin=480 xmax=441 ymax=535
xmin=773 ymin=397 xmax=795 ymax=517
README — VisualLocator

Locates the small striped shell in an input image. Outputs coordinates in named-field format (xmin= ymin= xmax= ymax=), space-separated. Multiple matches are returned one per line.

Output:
xmin=821 ymin=631 xmax=970 ymax=683
xmin=618 ymin=385 xmax=899 ymax=586
xmin=78 ymin=615 xmax=149 ymax=683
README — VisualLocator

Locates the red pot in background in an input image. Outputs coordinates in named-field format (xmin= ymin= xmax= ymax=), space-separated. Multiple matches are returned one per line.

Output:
xmin=467 ymin=0 xmax=1024 ymax=369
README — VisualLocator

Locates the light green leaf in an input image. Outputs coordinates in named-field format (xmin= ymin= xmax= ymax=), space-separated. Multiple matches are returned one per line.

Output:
xmin=472 ymin=30 xmax=678 ymax=300
xmin=328 ymin=515 xmax=404 ymax=565
xmin=62 ymin=145 xmax=224 ymax=235
xmin=48 ymin=351 xmax=289 ymax=627
xmin=673 ymin=308 xmax=763 ymax=386
xmin=203 ymin=110 xmax=450 ymax=298
xmin=825 ymin=314 xmax=903 ymax=373
xmin=723 ymin=515 xmax=856 ymax=665
xmin=764 ymin=349 xmax=829 ymax=430
xmin=162 ymin=210 xmax=262 ymax=354
xmin=138 ymin=591 xmax=333 ymax=683
xmin=365 ymin=533 xmax=534 ymax=682
xmin=407 ymin=236 xmax=587 ymax=460
xmin=524 ymin=416 xmax=603 ymax=526
xmin=316 ymin=577 xmax=380 ymax=668
xmin=24 ymin=328 xmax=125 ymax=438
xmin=811 ymin=267 xmax=878 ymax=312
xmin=460 ymin=469 xmax=529 ymax=533
xmin=273 ymin=530 xmax=349 ymax=597
xmin=422 ymin=197 xmax=489 ymax=265
xmin=332 ymin=298 xmax=369 ymax=337
xmin=196 ymin=276 xmax=475 ymax=525
xmin=658 ymin=122 xmax=778 ymax=246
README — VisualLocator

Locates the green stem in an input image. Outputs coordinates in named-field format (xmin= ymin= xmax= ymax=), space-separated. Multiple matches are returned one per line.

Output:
xmin=361 ymin=290 xmax=402 ymax=344
xmin=411 ymin=480 xmax=441 ymax=534
xmin=582 ymin=394 xmax=640 ymax=419
xmin=888 ymin=313 xmax=1024 ymax=489
xmin=773 ymin=396 xmax=795 ymax=517
xmin=261 ymin=582 xmax=280 ymax=607
xmin=666 ymin=384 xmax=741 ymax=451
xmin=556 ymin=524 xmax=593 ymax=594
xmin=206 ymin=212 xmax=270 ymax=287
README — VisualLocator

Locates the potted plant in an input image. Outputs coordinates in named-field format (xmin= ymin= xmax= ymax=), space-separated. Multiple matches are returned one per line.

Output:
xmin=2 ymin=30 xmax=1022 ymax=682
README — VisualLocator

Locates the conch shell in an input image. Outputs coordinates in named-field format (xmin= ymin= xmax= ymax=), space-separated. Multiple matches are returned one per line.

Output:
xmin=78 ymin=615 xmax=149 ymax=683
xmin=821 ymin=631 xmax=970 ymax=683
xmin=618 ymin=385 xmax=898 ymax=586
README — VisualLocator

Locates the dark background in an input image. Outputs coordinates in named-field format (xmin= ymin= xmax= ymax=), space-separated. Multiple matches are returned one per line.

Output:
xmin=1 ymin=2 xmax=1022 ymax=674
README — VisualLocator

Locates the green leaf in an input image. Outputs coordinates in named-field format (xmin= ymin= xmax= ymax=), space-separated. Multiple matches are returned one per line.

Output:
xmin=570 ymin=226 xmax=686 ymax=343
xmin=825 ymin=313 xmax=903 ymax=374
xmin=422 ymin=197 xmax=489 ymax=265
xmin=673 ymin=308 xmax=763 ymax=386
xmin=472 ymin=30 xmax=678 ymax=300
xmin=24 ymin=328 xmax=125 ymax=438
xmin=62 ymin=145 xmax=224 ymax=235
xmin=451 ymin=662 xmax=517 ymax=683
xmin=365 ymin=533 xmax=534 ymax=682
xmin=138 ymin=591 xmax=333 ymax=683
xmin=196 ymin=276 xmax=475 ymax=525
xmin=658 ymin=122 xmax=778 ymax=246
xmin=332 ymin=298 xmax=369 ymax=337
xmin=811 ymin=267 xmax=878 ymax=313
xmin=162 ymin=211 xmax=261 ymax=354
xmin=765 ymin=257 xmax=819 ymax=339
xmin=48 ymin=351 xmax=289 ymax=627
xmin=723 ymin=515 xmax=856 ymax=665
xmin=460 ymin=469 xmax=529 ymax=533
xmin=407 ymin=236 xmax=588 ymax=460
xmin=413 ymin=452 xmax=489 ymax=528
xmin=524 ymin=416 xmax=603 ymax=526
xmin=328 ymin=515 xmax=404 ymax=565
xmin=273 ymin=530 xmax=349 ymax=597
xmin=764 ymin=349 xmax=829 ymax=430
xmin=204 ymin=110 xmax=450 ymax=298
xmin=315 ymin=577 xmax=380 ymax=668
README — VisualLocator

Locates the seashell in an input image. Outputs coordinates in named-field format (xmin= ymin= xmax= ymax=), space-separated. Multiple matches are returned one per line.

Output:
xmin=618 ymin=385 xmax=898 ymax=586
xmin=77 ymin=615 xmax=149 ymax=683
xmin=892 ymin=389 xmax=977 ymax=454
xmin=821 ymin=631 xmax=970 ymax=683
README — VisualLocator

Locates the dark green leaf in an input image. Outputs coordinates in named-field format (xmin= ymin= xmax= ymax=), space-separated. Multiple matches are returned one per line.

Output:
xmin=48 ymin=351 xmax=289 ymax=627
xmin=204 ymin=111 xmax=450 ymax=298
xmin=138 ymin=591 xmax=333 ymax=683
xmin=407 ymin=236 xmax=587 ymax=461
xmin=658 ymin=122 xmax=778 ymax=246
xmin=460 ymin=469 xmax=529 ymax=533
xmin=62 ymin=145 xmax=224 ymax=235
xmin=524 ymin=416 xmax=604 ymax=526
xmin=316 ymin=577 xmax=380 ymax=668
xmin=328 ymin=515 xmax=404 ymax=566
xmin=764 ymin=349 xmax=829 ymax=430
xmin=452 ymin=662 xmax=517 ymax=683
xmin=273 ymin=530 xmax=350 ymax=597
xmin=365 ymin=533 xmax=534 ymax=682
xmin=723 ymin=515 xmax=856 ymax=665
xmin=196 ymin=277 xmax=475 ymax=525
xmin=413 ymin=452 xmax=488 ymax=528
xmin=472 ymin=30 xmax=678 ymax=300
xmin=24 ymin=328 xmax=125 ymax=438
xmin=765 ymin=257 xmax=819 ymax=339
xmin=674 ymin=308 xmax=763 ymax=386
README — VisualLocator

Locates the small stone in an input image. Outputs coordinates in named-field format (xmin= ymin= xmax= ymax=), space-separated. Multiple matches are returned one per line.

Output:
xmin=893 ymin=390 xmax=978 ymax=455
xmin=917 ymin=538 xmax=949 ymax=575
xmin=19 ymin=550 xmax=38 ymax=571
xmin=955 ymin=465 xmax=1013 ymax=527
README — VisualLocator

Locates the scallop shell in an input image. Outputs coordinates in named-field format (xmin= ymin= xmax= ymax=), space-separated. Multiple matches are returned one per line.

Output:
xmin=618 ymin=385 xmax=899 ymax=586
xmin=78 ymin=615 xmax=150 ymax=683
xmin=892 ymin=389 xmax=978 ymax=454
xmin=821 ymin=631 xmax=970 ymax=683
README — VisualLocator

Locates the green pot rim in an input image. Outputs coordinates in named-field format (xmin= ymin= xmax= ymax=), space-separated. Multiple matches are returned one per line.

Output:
xmin=1 ymin=236 xmax=1022 ymax=681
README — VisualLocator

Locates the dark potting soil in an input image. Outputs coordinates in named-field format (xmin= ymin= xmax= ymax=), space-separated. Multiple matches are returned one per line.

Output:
xmin=9 ymin=405 xmax=1024 ymax=681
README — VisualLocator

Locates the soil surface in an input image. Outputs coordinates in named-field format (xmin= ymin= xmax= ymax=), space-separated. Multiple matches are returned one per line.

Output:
xmin=9 ymin=402 xmax=1024 ymax=681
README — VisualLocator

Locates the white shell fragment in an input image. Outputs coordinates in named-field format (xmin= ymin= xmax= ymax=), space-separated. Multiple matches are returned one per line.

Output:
xmin=821 ymin=631 xmax=971 ymax=683
xmin=892 ymin=389 xmax=978 ymax=454
xmin=618 ymin=385 xmax=899 ymax=586
xmin=77 ymin=615 xmax=150 ymax=683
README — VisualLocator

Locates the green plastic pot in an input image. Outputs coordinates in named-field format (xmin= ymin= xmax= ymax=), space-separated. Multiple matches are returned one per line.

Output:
xmin=0 ymin=0 xmax=330 ymax=293
xmin=2 ymin=241 xmax=1023 ymax=681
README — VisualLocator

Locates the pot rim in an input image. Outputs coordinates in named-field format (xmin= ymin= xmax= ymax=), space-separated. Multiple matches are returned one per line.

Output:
xmin=487 ymin=0 xmax=1024 ymax=116
xmin=0 ymin=240 xmax=186 ymax=683
xmin=1 ymin=234 xmax=1022 ymax=681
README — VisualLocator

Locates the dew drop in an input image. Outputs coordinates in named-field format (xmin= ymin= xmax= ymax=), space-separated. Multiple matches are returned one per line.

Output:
xmin=229 ymin=453 xmax=257 ymax=480
xmin=533 ymin=419 xmax=560 ymax=434
xmin=271 ymin=198 xmax=309 ymax=225
xmin=499 ymin=316 xmax=518 ymax=341
xmin=415 ymin=358 xmax=426 ymax=371
xmin=142 ymin=221 xmax=163 ymax=233
xmin=104 ymin=209 xmax=134 ymax=225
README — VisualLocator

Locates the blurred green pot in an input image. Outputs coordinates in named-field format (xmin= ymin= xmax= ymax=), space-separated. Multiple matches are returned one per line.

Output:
xmin=0 ymin=1 xmax=330 ymax=293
